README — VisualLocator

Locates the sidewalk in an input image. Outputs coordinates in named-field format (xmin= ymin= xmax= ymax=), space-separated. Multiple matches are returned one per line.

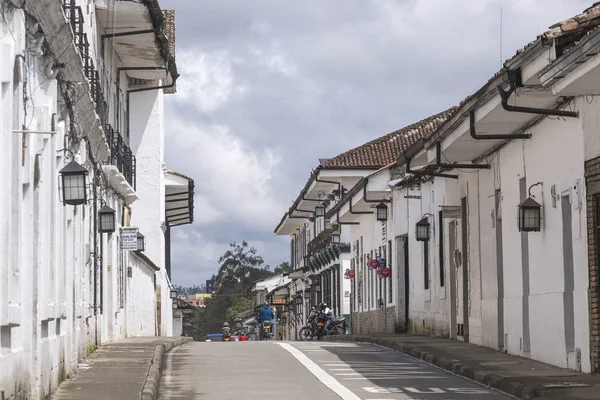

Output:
xmin=51 ymin=336 xmax=193 ymax=400
xmin=324 ymin=334 xmax=600 ymax=400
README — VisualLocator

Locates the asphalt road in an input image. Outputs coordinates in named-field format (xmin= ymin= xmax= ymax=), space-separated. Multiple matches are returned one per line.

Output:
xmin=157 ymin=341 xmax=515 ymax=400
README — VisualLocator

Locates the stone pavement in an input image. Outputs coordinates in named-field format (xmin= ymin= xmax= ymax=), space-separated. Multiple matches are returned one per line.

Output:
xmin=51 ymin=337 xmax=193 ymax=400
xmin=325 ymin=334 xmax=600 ymax=400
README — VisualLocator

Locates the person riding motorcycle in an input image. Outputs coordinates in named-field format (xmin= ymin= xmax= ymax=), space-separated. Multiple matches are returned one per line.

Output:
xmin=319 ymin=302 xmax=335 ymax=334
xmin=257 ymin=302 xmax=275 ymax=335
xmin=221 ymin=322 xmax=231 ymax=340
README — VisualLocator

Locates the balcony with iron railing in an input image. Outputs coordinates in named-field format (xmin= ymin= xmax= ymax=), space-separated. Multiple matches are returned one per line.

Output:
xmin=63 ymin=0 xmax=135 ymax=189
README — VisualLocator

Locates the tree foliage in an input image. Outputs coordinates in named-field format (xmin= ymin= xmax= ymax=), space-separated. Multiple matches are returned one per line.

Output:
xmin=192 ymin=241 xmax=276 ymax=339
xmin=173 ymin=284 xmax=205 ymax=297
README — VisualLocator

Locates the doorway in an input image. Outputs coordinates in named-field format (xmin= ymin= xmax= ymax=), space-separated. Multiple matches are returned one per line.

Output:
xmin=395 ymin=235 xmax=409 ymax=332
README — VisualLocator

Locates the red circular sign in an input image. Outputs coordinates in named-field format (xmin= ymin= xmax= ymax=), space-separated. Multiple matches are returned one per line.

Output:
xmin=369 ymin=259 xmax=378 ymax=269
xmin=348 ymin=270 xmax=356 ymax=278
xmin=381 ymin=268 xmax=391 ymax=278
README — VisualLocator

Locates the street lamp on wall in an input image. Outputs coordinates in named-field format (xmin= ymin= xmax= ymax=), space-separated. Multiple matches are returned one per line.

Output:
xmin=331 ymin=232 xmax=341 ymax=245
xmin=172 ymin=299 xmax=178 ymax=309
xmin=170 ymin=289 xmax=178 ymax=299
xmin=314 ymin=283 xmax=322 ymax=293
xmin=518 ymin=182 xmax=543 ymax=232
xmin=415 ymin=215 xmax=432 ymax=241
xmin=58 ymin=154 xmax=89 ymax=206
xmin=315 ymin=205 xmax=325 ymax=217
xmin=137 ymin=232 xmax=145 ymax=252
xmin=98 ymin=205 xmax=116 ymax=233
xmin=376 ymin=202 xmax=388 ymax=222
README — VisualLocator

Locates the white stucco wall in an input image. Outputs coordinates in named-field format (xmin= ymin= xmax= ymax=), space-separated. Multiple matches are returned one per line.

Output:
xmin=499 ymin=109 xmax=589 ymax=371
xmin=0 ymin=3 xmax=171 ymax=398
xmin=129 ymin=86 xmax=172 ymax=336
xmin=127 ymin=255 xmax=158 ymax=337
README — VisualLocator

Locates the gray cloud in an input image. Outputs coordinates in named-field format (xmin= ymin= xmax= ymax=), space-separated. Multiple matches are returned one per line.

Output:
xmin=161 ymin=0 xmax=591 ymax=286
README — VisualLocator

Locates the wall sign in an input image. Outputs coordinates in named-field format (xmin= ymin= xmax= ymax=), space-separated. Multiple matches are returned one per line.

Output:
xmin=121 ymin=227 xmax=139 ymax=250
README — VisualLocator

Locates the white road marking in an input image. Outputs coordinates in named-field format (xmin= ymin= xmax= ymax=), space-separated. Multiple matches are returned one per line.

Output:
xmin=342 ymin=376 xmax=446 ymax=380
xmin=277 ymin=343 xmax=361 ymax=400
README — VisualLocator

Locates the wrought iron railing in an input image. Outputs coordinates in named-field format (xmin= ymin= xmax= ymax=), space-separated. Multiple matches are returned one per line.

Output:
xmin=63 ymin=0 xmax=135 ymax=189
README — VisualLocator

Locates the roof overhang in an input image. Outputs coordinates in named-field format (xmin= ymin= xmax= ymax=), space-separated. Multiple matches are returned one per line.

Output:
xmin=274 ymin=166 xmax=374 ymax=236
xmin=165 ymin=170 xmax=194 ymax=227
xmin=539 ymin=30 xmax=600 ymax=96
xmin=331 ymin=165 xmax=392 ymax=224
xmin=96 ymin=0 xmax=178 ymax=86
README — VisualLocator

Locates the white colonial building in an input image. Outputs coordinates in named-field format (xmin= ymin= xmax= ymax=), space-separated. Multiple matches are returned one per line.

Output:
xmin=276 ymin=3 xmax=600 ymax=374
xmin=0 ymin=0 xmax=193 ymax=398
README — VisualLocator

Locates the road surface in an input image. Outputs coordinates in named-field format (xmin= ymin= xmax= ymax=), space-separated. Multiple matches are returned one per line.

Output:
xmin=157 ymin=341 xmax=514 ymax=400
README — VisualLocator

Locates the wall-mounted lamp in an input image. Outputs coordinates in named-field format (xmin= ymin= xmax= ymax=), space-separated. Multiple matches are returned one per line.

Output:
xmin=295 ymin=294 xmax=303 ymax=304
xmin=137 ymin=232 xmax=145 ymax=251
xmin=58 ymin=149 xmax=89 ymax=206
xmin=314 ymin=283 xmax=322 ymax=293
xmin=331 ymin=232 xmax=341 ymax=245
xmin=170 ymin=289 xmax=178 ymax=299
xmin=415 ymin=215 xmax=432 ymax=241
xmin=98 ymin=204 xmax=116 ymax=233
xmin=315 ymin=205 xmax=325 ymax=217
xmin=324 ymin=219 xmax=332 ymax=230
xmin=376 ymin=202 xmax=388 ymax=222
xmin=518 ymin=182 xmax=543 ymax=232
xmin=172 ymin=299 xmax=178 ymax=309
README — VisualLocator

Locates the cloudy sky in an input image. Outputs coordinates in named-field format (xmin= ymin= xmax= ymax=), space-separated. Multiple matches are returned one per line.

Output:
xmin=160 ymin=0 xmax=591 ymax=286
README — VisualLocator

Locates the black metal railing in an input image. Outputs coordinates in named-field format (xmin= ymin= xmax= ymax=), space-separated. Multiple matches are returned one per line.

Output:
xmin=63 ymin=0 xmax=135 ymax=189
xmin=104 ymin=124 xmax=136 ymax=189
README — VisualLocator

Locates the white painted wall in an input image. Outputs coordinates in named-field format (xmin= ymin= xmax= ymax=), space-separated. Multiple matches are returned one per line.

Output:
xmin=498 ymin=108 xmax=589 ymax=371
xmin=0 ymin=3 xmax=173 ymax=398
xmin=127 ymin=255 xmax=158 ymax=337
xmin=129 ymin=85 xmax=172 ymax=336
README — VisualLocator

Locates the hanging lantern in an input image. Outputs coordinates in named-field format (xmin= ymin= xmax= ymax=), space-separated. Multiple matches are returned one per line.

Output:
xmin=315 ymin=205 xmax=325 ymax=217
xmin=98 ymin=205 xmax=116 ymax=233
xmin=59 ymin=160 xmax=88 ymax=206
xmin=137 ymin=232 xmax=145 ymax=251
xmin=332 ymin=232 xmax=341 ymax=245
xmin=517 ymin=197 xmax=542 ymax=232
xmin=376 ymin=202 xmax=388 ymax=222
xmin=415 ymin=217 xmax=431 ymax=241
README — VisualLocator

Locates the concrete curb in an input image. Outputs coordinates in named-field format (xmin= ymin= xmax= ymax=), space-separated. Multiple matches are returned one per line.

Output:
xmin=140 ymin=337 xmax=194 ymax=400
xmin=325 ymin=335 xmax=538 ymax=400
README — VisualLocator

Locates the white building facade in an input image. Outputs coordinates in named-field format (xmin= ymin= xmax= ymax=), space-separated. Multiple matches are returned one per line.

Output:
xmin=0 ymin=0 xmax=190 ymax=398
xmin=276 ymin=3 xmax=600 ymax=374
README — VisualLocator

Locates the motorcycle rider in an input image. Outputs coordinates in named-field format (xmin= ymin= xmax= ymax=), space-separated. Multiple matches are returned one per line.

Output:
xmin=221 ymin=322 xmax=231 ymax=339
xmin=257 ymin=302 xmax=275 ymax=336
xmin=319 ymin=302 xmax=335 ymax=334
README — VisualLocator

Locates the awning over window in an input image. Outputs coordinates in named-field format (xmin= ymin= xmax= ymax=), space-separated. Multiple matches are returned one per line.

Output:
xmin=165 ymin=170 xmax=194 ymax=227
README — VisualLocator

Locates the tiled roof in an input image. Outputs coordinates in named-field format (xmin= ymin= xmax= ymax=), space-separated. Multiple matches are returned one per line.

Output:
xmin=163 ymin=10 xmax=177 ymax=94
xmin=320 ymin=107 xmax=457 ymax=169
xmin=543 ymin=2 xmax=600 ymax=40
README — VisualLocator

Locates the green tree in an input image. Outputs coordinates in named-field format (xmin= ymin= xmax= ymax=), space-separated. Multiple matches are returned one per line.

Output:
xmin=192 ymin=241 xmax=274 ymax=338
xmin=273 ymin=261 xmax=292 ymax=275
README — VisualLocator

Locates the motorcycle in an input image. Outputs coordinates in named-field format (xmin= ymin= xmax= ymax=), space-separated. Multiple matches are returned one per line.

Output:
xmin=222 ymin=328 xmax=231 ymax=341
xmin=314 ymin=313 xmax=328 ymax=341
xmin=299 ymin=306 xmax=318 ymax=341
xmin=260 ymin=321 xmax=271 ymax=340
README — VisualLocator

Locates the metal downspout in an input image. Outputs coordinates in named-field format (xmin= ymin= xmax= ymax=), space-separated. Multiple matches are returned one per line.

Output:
xmin=126 ymin=73 xmax=179 ymax=144
xmin=405 ymin=155 xmax=458 ymax=179
xmin=497 ymin=85 xmax=579 ymax=118
xmin=469 ymin=110 xmax=531 ymax=141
